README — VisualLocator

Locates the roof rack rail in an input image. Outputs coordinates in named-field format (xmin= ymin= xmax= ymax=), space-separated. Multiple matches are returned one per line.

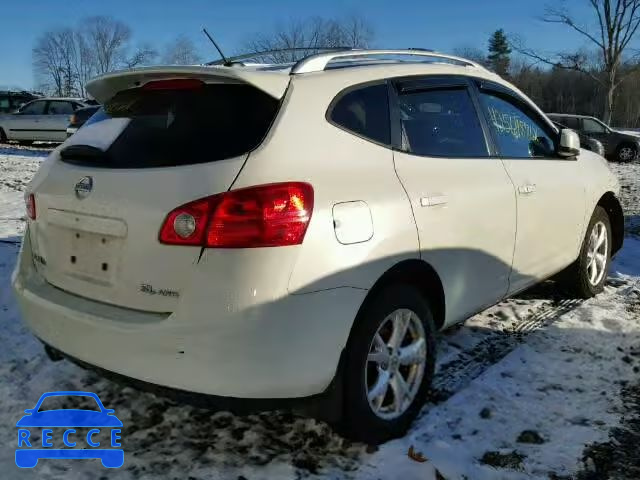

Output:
xmin=290 ymin=49 xmax=486 ymax=74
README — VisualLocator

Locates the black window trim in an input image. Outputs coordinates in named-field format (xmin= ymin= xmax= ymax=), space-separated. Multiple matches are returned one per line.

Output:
xmin=325 ymin=79 xmax=392 ymax=149
xmin=45 ymin=100 xmax=75 ymax=115
xmin=472 ymin=79 xmax=576 ymax=161
xmin=388 ymin=74 xmax=496 ymax=159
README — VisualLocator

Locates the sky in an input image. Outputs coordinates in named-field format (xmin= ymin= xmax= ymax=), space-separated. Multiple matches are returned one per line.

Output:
xmin=0 ymin=0 xmax=608 ymax=90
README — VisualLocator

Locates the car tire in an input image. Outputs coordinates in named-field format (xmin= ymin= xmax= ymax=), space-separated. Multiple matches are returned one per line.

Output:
xmin=616 ymin=143 xmax=637 ymax=162
xmin=0 ymin=128 xmax=7 ymax=144
xmin=339 ymin=285 xmax=436 ymax=444
xmin=562 ymin=206 xmax=612 ymax=298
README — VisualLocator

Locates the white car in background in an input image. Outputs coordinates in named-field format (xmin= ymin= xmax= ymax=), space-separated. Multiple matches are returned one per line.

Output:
xmin=13 ymin=49 xmax=624 ymax=443
xmin=0 ymin=97 xmax=88 ymax=143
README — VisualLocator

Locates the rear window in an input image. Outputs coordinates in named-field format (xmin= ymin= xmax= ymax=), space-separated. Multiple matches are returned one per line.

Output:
xmin=329 ymin=83 xmax=390 ymax=146
xmin=61 ymin=83 xmax=279 ymax=168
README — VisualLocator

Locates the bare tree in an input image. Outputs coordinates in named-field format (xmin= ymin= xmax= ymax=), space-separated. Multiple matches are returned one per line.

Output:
xmin=33 ymin=16 xmax=157 ymax=97
xmin=241 ymin=16 xmax=374 ymax=64
xmin=516 ymin=0 xmax=640 ymax=123
xmin=452 ymin=46 xmax=488 ymax=66
xmin=81 ymin=16 xmax=132 ymax=74
xmin=74 ymin=31 xmax=95 ymax=97
xmin=123 ymin=43 xmax=158 ymax=68
xmin=163 ymin=35 xmax=201 ymax=65
xmin=33 ymin=29 xmax=78 ymax=96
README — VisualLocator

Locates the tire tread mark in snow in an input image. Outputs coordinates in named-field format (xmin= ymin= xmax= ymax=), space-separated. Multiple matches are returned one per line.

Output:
xmin=424 ymin=293 xmax=595 ymax=407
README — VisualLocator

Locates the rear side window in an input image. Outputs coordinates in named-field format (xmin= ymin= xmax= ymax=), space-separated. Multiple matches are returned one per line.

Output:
xmin=582 ymin=118 xmax=607 ymax=133
xmin=47 ymin=101 xmax=74 ymax=115
xmin=398 ymin=88 xmax=488 ymax=157
xmin=61 ymin=83 xmax=279 ymax=168
xmin=329 ymin=83 xmax=390 ymax=145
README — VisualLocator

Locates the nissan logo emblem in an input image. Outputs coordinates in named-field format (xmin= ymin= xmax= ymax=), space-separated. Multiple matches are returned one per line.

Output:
xmin=74 ymin=176 xmax=93 ymax=199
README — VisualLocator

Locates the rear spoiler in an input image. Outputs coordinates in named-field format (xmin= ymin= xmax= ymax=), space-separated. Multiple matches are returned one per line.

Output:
xmin=86 ymin=65 xmax=290 ymax=104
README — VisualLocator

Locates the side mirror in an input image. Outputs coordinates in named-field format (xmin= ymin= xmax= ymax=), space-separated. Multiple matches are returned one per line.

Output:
xmin=558 ymin=129 xmax=580 ymax=157
xmin=23 ymin=409 xmax=34 ymax=414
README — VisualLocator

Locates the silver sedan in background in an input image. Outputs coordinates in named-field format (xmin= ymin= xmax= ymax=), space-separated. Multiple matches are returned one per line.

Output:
xmin=0 ymin=97 xmax=88 ymax=143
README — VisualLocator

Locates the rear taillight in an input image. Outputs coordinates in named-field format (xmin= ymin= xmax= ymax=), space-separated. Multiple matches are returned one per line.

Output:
xmin=25 ymin=193 xmax=36 ymax=220
xmin=159 ymin=182 xmax=314 ymax=248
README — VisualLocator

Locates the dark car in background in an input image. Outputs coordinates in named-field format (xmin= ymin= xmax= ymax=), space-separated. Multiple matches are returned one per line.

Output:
xmin=0 ymin=90 xmax=40 ymax=114
xmin=66 ymin=105 xmax=100 ymax=137
xmin=548 ymin=113 xmax=640 ymax=162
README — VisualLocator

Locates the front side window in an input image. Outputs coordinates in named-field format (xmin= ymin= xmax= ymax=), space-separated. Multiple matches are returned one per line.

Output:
xmin=398 ymin=88 xmax=488 ymax=157
xmin=47 ymin=101 xmax=75 ymax=115
xmin=480 ymin=92 xmax=555 ymax=158
xmin=582 ymin=118 xmax=608 ymax=134
xmin=19 ymin=101 xmax=46 ymax=115
xmin=330 ymin=83 xmax=390 ymax=145
xmin=559 ymin=116 xmax=580 ymax=130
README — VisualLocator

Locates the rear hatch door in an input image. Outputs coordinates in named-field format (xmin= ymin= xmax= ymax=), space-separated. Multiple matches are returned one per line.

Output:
xmin=28 ymin=66 xmax=288 ymax=312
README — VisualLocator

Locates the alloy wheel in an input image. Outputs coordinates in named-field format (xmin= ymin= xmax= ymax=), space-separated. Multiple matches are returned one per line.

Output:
xmin=365 ymin=308 xmax=427 ymax=420
xmin=586 ymin=221 xmax=608 ymax=286
xmin=619 ymin=146 xmax=636 ymax=162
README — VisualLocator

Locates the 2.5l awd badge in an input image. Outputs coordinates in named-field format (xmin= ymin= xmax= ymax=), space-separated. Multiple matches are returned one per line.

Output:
xmin=139 ymin=283 xmax=180 ymax=298
xmin=74 ymin=176 xmax=93 ymax=199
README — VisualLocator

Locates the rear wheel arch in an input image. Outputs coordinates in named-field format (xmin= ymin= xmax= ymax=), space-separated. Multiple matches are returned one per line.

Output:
xmin=597 ymin=192 xmax=624 ymax=255
xmin=354 ymin=259 xmax=446 ymax=331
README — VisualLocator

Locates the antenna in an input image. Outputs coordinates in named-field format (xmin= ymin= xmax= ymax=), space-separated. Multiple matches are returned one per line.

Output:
xmin=202 ymin=28 xmax=230 ymax=66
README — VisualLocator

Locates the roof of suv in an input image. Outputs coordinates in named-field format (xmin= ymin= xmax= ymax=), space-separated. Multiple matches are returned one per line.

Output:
xmin=87 ymin=49 xmax=507 ymax=104
xmin=33 ymin=97 xmax=87 ymax=102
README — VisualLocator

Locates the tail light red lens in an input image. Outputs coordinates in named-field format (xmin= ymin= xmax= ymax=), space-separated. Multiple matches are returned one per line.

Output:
xmin=25 ymin=193 xmax=36 ymax=220
xmin=159 ymin=182 xmax=314 ymax=248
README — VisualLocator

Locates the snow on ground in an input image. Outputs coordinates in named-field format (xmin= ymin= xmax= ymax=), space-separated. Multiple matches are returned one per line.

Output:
xmin=0 ymin=149 xmax=639 ymax=479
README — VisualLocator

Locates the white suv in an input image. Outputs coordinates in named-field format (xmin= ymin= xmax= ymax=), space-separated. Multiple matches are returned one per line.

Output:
xmin=13 ymin=49 xmax=624 ymax=443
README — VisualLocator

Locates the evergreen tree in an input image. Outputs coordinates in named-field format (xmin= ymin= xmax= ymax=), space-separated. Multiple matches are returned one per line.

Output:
xmin=488 ymin=29 xmax=512 ymax=77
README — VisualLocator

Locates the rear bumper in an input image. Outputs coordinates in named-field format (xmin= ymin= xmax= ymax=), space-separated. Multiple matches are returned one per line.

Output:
xmin=43 ymin=341 xmax=329 ymax=413
xmin=12 ymin=233 xmax=365 ymax=399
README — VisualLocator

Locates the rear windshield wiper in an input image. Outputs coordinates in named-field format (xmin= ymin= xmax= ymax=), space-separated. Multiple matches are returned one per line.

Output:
xmin=60 ymin=144 xmax=111 ymax=165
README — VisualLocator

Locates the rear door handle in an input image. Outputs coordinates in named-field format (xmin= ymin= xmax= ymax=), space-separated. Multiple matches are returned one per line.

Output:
xmin=420 ymin=195 xmax=448 ymax=207
xmin=518 ymin=184 xmax=536 ymax=195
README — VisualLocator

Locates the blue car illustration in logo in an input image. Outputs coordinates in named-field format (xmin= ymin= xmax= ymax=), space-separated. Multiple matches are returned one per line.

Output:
xmin=16 ymin=391 xmax=123 ymax=468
